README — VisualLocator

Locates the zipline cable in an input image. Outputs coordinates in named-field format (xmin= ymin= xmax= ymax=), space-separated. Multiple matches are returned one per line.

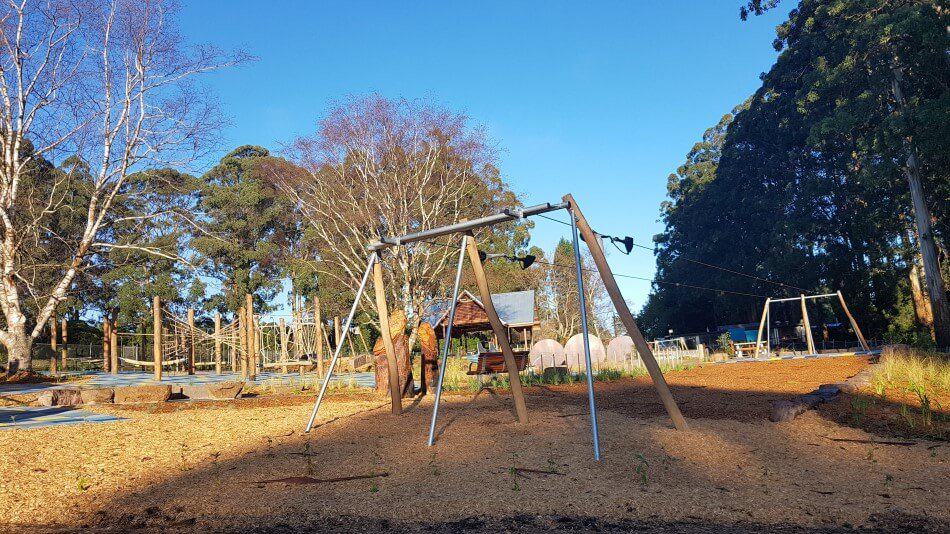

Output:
xmin=535 ymin=213 xmax=805 ymax=293
xmin=418 ymin=238 xmax=769 ymax=299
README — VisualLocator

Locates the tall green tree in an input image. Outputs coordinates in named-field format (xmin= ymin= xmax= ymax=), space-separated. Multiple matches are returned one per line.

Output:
xmin=192 ymin=146 xmax=297 ymax=315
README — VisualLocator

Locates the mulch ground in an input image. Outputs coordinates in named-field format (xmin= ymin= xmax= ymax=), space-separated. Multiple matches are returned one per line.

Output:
xmin=2 ymin=355 xmax=948 ymax=533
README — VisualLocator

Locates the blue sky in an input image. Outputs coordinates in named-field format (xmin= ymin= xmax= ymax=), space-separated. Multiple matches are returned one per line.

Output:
xmin=177 ymin=1 xmax=788 ymax=311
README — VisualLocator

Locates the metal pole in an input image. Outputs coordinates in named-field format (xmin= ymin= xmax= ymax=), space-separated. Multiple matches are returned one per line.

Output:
xmin=569 ymin=208 xmax=602 ymax=461
xmin=305 ymin=253 xmax=377 ymax=433
xmin=428 ymin=235 xmax=468 ymax=446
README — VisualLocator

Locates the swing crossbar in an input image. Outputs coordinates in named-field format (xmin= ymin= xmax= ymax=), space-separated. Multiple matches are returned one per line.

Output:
xmin=367 ymin=202 xmax=568 ymax=251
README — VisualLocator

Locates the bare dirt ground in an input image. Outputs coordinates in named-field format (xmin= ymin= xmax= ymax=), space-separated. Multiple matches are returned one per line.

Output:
xmin=2 ymin=355 xmax=948 ymax=533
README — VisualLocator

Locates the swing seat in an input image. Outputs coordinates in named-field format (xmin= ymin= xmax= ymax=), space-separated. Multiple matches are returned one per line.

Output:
xmin=467 ymin=350 xmax=529 ymax=375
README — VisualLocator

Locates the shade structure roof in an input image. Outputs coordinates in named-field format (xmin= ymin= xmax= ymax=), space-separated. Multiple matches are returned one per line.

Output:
xmin=424 ymin=290 xmax=537 ymax=335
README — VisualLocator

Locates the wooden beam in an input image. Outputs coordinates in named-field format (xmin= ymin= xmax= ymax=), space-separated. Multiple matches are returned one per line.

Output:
xmin=754 ymin=298 xmax=770 ymax=359
xmin=187 ymin=308 xmax=196 ymax=375
xmin=465 ymin=234 xmax=529 ymax=424
xmin=152 ymin=296 xmax=162 ymax=381
xmin=214 ymin=312 xmax=222 ymax=374
xmin=49 ymin=313 xmax=58 ymax=376
xmin=279 ymin=317 xmax=289 ymax=373
xmin=102 ymin=318 xmax=111 ymax=373
xmin=238 ymin=306 xmax=247 ymax=378
xmin=837 ymin=290 xmax=870 ymax=351
xmin=246 ymin=294 xmax=257 ymax=380
xmin=61 ymin=317 xmax=68 ymax=372
xmin=372 ymin=259 xmax=403 ymax=415
xmin=563 ymin=194 xmax=687 ymax=431
xmin=110 ymin=322 xmax=118 ymax=375
xmin=314 ymin=296 xmax=324 ymax=377
xmin=800 ymin=294 xmax=816 ymax=355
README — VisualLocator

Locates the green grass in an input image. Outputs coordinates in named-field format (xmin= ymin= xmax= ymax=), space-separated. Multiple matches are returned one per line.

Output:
xmin=872 ymin=346 xmax=950 ymax=399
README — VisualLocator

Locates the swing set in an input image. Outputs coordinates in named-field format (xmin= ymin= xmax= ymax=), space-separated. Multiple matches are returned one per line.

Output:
xmin=753 ymin=291 xmax=870 ymax=359
xmin=304 ymin=193 xmax=688 ymax=460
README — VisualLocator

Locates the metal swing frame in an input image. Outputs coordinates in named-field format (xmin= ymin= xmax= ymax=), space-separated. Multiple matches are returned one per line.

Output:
xmin=304 ymin=194 xmax=688 ymax=460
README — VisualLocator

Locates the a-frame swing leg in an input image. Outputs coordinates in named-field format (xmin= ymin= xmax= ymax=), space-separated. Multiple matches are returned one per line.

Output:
xmin=563 ymin=194 xmax=688 ymax=431
xmin=372 ymin=256 xmax=403 ymax=415
xmin=754 ymin=298 xmax=770 ymax=359
xmin=465 ymin=233 xmax=529 ymax=424
xmin=800 ymin=294 xmax=817 ymax=355
xmin=428 ymin=235 xmax=469 ymax=446
xmin=305 ymin=253 xmax=377 ymax=432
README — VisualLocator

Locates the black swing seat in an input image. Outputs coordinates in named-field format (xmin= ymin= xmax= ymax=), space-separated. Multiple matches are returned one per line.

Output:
xmin=467 ymin=350 xmax=530 ymax=375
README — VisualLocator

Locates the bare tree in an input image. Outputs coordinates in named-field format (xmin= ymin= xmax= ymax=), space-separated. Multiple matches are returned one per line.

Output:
xmin=271 ymin=96 xmax=524 ymax=347
xmin=0 ymin=0 xmax=244 ymax=372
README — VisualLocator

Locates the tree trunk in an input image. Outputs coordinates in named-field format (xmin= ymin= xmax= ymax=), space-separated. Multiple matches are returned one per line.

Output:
xmin=893 ymin=70 xmax=950 ymax=350
xmin=3 ymin=328 xmax=32 ymax=374
xmin=909 ymin=257 xmax=934 ymax=330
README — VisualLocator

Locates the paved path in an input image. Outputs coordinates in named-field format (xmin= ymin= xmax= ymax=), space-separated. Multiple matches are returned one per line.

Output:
xmin=0 ymin=406 xmax=125 ymax=430
xmin=0 ymin=370 xmax=376 ymax=398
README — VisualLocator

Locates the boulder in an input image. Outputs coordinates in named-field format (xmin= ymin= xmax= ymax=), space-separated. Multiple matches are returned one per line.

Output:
xmin=114 ymin=384 xmax=172 ymax=404
xmin=80 ymin=388 xmax=115 ymax=405
xmin=34 ymin=388 xmax=83 ymax=407
xmin=180 ymin=381 xmax=244 ymax=400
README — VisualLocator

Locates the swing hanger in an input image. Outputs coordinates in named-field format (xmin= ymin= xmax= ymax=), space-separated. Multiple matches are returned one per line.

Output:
xmin=476 ymin=250 xmax=537 ymax=270
xmin=595 ymin=232 xmax=635 ymax=255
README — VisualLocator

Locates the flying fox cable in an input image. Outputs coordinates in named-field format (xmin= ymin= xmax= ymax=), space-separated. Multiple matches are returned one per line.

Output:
xmin=416 ymin=238 xmax=768 ymax=299
xmin=534 ymin=213 xmax=805 ymax=293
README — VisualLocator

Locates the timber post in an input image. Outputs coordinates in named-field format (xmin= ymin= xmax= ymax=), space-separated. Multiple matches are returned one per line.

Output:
xmin=314 ymin=297 xmax=324 ymax=376
xmin=110 ymin=322 xmax=118 ymax=375
xmin=279 ymin=317 xmax=289 ymax=373
xmin=754 ymin=298 xmax=770 ymax=359
xmin=61 ymin=317 xmax=68 ymax=372
xmin=187 ymin=308 xmax=196 ymax=375
xmin=245 ymin=293 xmax=257 ymax=380
xmin=465 ymin=233 xmax=529 ymax=424
xmin=372 ymin=258 xmax=403 ymax=415
xmin=238 ymin=306 xmax=247 ymax=378
xmin=563 ymin=193 xmax=688 ymax=431
xmin=102 ymin=318 xmax=111 ymax=373
xmin=49 ymin=314 xmax=58 ymax=376
xmin=152 ymin=296 xmax=162 ymax=381
xmin=214 ymin=312 xmax=222 ymax=374
xmin=334 ymin=316 xmax=341 ymax=353
xmin=837 ymin=290 xmax=870 ymax=351
xmin=800 ymin=294 xmax=816 ymax=354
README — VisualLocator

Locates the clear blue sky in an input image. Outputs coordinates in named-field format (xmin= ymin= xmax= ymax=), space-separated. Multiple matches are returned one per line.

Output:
xmin=177 ymin=1 xmax=787 ymax=311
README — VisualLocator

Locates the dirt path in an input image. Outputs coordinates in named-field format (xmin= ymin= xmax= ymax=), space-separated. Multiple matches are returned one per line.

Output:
xmin=1 ymin=356 xmax=947 ymax=533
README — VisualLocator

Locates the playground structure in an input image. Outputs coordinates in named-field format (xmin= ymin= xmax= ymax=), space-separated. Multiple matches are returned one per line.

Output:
xmin=305 ymin=193 xmax=690 ymax=460
xmin=86 ymin=294 xmax=331 ymax=382
xmin=753 ymin=291 xmax=869 ymax=359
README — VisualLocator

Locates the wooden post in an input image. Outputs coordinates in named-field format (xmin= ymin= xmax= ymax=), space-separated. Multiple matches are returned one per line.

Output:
xmin=372 ymin=259 xmax=403 ymax=415
xmin=238 ymin=306 xmax=247 ymax=378
xmin=754 ymin=298 xmax=770 ymax=359
xmin=102 ymin=318 xmax=111 ymax=372
xmin=334 ymin=316 xmax=341 ymax=352
xmin=49 ymin=314 xmax=58 ymax=376
xmin=314 ymin=297 xmax=324 ymax=377
xmin=230 ymin=314 xmax=238 ymax=373
xmin=800 ymin=295 xmax=816 ymax=355
xmin=60 ymin=317 xmax=68 ymax=371
xmin=245 ymin=294 xmax=257 ymax=380
xmin=279 ymin=317 xmax=289 ymax=373
xmin=152 ymin=296 xmax=162 ymax=381
xmin=214 ymin=312 xmax=222 ymax=374
xmin=110 ymin=322 xmax=118 ymax=375
xmin=837 ymin=290 xmax=870 ymax=351
xmin=186 ymin=308 xmax=196 ymax=374
xmin=465 ymin=234 xmax=529 ymax=424
xmin=563 ymin=194 xmax=688 ymax=430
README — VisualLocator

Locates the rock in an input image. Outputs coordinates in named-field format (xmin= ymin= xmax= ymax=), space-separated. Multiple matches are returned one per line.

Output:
xmin=113 ymin=384 xmax=172 ymax=404
xmin=180 ymin=381 xmax=244 ymax=400
xmin=80 ymin=388 xmax=114 ymax=405
xmin=34 ymin=388 xmax=83 ymax=407
xmin=770 ymin=400 xmax=809 ymax=422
